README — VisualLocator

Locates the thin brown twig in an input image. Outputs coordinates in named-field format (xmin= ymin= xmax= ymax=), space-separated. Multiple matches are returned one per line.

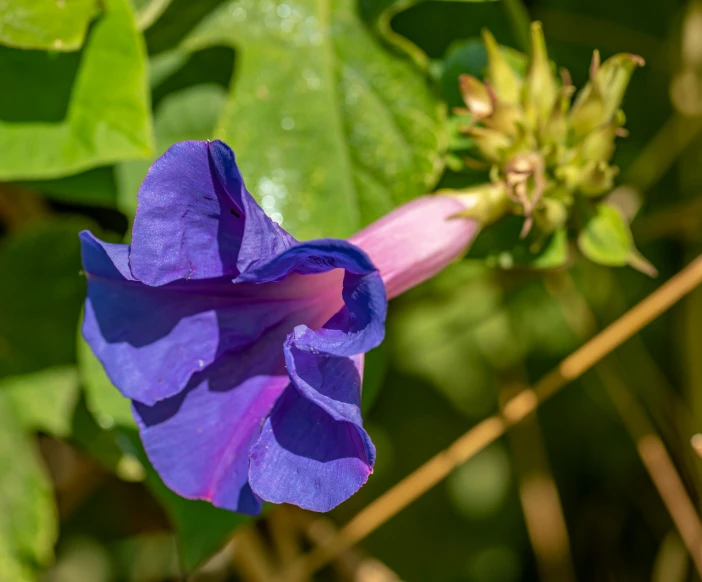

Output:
xmin=276 ymin=255 xmax=702 ymax=581
xmin=546 ymin=273 xmax=702 ymax=577
xmin=505 ymin=397 xmax=576 ymax=582
xmin=232 ymin=524 xmax=277 ymax=582
xmin=597 ymin=362 xmax=702 ymax=577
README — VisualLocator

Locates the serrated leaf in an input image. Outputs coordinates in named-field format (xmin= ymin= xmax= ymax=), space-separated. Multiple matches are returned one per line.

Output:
xmin=183 ymin=0 xmax=444 ymax=239
xmin=0 ymin=0 xmax=98 ymax=51
xmin=0 ymin=0 xmax=153 ymax=180
xmin=0 ymin=219 xmax=91 ymax=377
xmin=116 ymin=83 xmax=227 ymax=217
xmin=1 ymin=367 xmax=79 ymax=437
xmin=0 ymin=394 xmax=57 ymax=579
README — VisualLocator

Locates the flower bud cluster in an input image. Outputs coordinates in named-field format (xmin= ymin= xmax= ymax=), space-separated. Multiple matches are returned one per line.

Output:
xmin=448 ymin=23 xmax=643 ymax=240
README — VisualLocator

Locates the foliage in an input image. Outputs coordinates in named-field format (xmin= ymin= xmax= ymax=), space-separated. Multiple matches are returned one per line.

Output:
xmin=0 ymin=0 xmax=699 ymax=580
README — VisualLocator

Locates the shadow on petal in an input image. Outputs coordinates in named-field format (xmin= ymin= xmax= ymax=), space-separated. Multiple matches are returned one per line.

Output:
xmin=132 ymin=353 xmax=290 ymax=515
xmin=249 ymin=355 xmax=375 ymax=513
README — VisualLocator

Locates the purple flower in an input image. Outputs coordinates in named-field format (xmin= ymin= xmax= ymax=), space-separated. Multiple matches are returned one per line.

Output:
xmin=81 ymin=140 xmax=478 ymax=515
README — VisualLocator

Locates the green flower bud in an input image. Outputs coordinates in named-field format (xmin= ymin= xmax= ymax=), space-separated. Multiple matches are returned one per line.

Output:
xmin=459 ymin=74 xmax=493 ymax=120
xmin=577 ymin=122 xmax=618 ymax=163
xmin=542 ymin=85 xmax=576 ymax=147
xmin=578 ymin=161 xmax=619 ymax=196
xmin=523 ymin=22 xmax=558 ymax=130
xmin=466 ymin=127 xmax=513 ymax=162
xmin=482 ymin=28 xmax=522 ymax=104
xmin=570 ymin=52 xmax=644 ymax=138
xmin=483 ymin=98 xmax=524 ymax=138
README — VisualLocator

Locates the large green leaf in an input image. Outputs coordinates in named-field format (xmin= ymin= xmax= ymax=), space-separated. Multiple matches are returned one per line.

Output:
xmin=117 ymin=83 xmax=227 ymax=217
xmin=0 ymin=219 xmax=91 ymax=377
xmin=0 ymin=0 xmax=98 ymax=51
xmin=183 ymin=0 xmax=445 ymax=239
xmin=1 ymin=367 xmax=79 ymax=438
xmin=0 ymin=394 xmax=57 ymax=581
xmin=0 ymin=0 xmax=153 ymax=180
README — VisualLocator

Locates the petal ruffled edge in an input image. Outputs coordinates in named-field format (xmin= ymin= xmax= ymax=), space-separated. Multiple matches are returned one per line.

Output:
xmin=81 ymin=231 xmax=221 ymax=405
xmin=236 ymin=240 xmax=387 ymax=357
xmin=129 ymin=140 xmax=295 ymax=287
xmin=248 ymin=349 xmax=374 ymax=512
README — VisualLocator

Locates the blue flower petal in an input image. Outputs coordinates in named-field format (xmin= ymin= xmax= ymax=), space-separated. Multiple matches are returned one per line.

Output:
xmin=130 ymin=140 xmax=294 ymax=287
xmin=82 ymin=232 xmax=345 ymax=405
xmin=248 ymin=348 xmax=375 ymax=512
xmin=82 ymin=232 xmax=220 ymax=405
xmin=133 ymin=346 xmax=290 ymax=515
xmin=80 ymin=139 xmax=390 ymax=513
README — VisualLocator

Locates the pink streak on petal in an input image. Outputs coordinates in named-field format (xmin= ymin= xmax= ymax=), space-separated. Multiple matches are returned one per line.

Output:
xmin=348 ymin=196 xmax=479 ymax=299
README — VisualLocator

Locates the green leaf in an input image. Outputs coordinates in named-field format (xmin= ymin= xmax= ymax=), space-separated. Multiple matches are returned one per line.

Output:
xmin=115 ymin=428 xmax=249 ymax=572
xmin=0 ymin=0 xmax=153 ymax=181
xmin=578 ymin=203 xmax=630 ymax=265
xmin=21 ymin=167 xmax=118 ymax=208
xmin=0 ymin=394 xmax=57 ymax=580
xmin=1 ymin=367 xmax=79 ymax=437
xmin=78 ymin=334 xmax=135 ymax=430
xmin=0 ymin=0 xmax=98 ymax=51
xmin=133 ymin=0 xmax=174 ymax=31
xmin=0 ymin=219 xmax=91 ymax=377
xmin=468 ymin=216 xmax=569 ymax=269
xmin=117 ymin=83 xmax=227 ymax=217
xmin=577 ymin=203 xmax=657 ymax=276
xmin=183 ymin=0 xmax=444 ymax=239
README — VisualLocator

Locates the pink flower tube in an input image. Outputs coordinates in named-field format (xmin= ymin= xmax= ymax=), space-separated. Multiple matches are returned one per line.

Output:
xmin=349 ymin=195 xmax=480 ymax=299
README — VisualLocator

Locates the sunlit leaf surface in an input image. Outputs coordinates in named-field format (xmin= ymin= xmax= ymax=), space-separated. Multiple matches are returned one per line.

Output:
xmin=0 ymin=0 xmax=153 ymax=180
xmin=184 ymin=0 xmax=445 ymax=239
xmin=0 ymin=0 xmax=98 ymax=51
xmin=0 ymin=395 xmax=56 ymax=581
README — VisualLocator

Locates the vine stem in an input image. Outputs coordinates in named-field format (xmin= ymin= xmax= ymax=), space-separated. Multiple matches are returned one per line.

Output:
xmin=274 ymin=254 xmax=702 ymax=581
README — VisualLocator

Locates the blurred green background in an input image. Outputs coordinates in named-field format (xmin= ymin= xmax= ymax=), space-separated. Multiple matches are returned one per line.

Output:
xmin=1 ymin=0 xmax=702 ymax=580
